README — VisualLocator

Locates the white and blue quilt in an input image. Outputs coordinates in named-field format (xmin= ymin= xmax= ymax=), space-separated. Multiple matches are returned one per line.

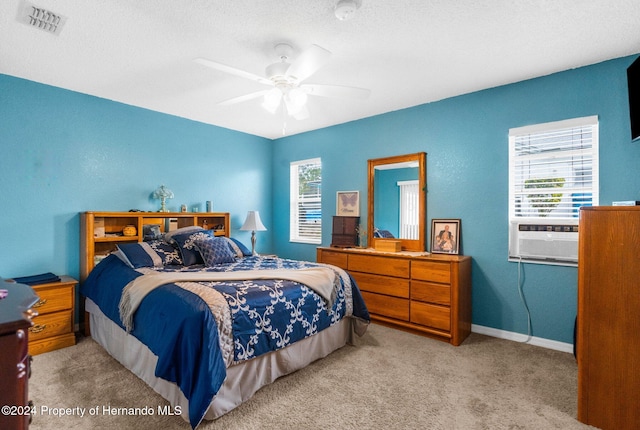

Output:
xmin=81 ymin=254 xmax=369 ymax=429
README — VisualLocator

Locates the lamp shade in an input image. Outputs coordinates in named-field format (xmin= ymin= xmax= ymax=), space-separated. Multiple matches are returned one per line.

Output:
xmin=152 ymin=184 xmax=174 ymax=199
xmin=240 ymin=211 xmax=267 ymax=232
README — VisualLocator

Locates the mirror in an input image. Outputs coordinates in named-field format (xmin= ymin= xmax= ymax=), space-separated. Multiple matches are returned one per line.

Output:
xmin=368 ymin=152 xmax=426 ymax=252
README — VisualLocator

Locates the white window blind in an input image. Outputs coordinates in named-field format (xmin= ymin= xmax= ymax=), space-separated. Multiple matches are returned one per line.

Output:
xmin=398 ymin=180 xmax=419 ymax=239
xmin=290 ymin=158 xmax=322 ymax=244
xmin=509 ymin=116 xmax=599 ymax=220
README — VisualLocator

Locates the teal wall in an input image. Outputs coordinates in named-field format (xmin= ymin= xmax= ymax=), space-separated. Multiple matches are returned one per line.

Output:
xmin=0 ymin=75 xmax=273 ymax=280
xmin=3 ymin=54 xmax=639 ymax=344
xmin=272 ymin=55 xmax=640 ymax=344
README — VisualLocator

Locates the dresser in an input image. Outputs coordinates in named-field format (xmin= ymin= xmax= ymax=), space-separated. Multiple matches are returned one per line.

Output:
xmin=28 ymin=276 xmax=77 ymax=355
xmin=577 ymin=206 xmax=640 ymax=429
xmin=317 ymin=247 xmax=472 ymax=345
xmin=0 ymin=280 xmax=39 ymax=430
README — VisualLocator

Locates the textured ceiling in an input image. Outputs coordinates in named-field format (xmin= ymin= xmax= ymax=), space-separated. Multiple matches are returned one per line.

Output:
xmin=2 ymin=0 xmax=640 ymax=139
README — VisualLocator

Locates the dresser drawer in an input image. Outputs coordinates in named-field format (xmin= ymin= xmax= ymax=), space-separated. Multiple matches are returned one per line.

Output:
xmin=29 ymin=333 xmax=76 ymax=356
xmin=318 ymin=250 xmax=348 ymax=270
xmin=411 ymin=280 xmax=451 ymax=305
xmin=410 ymin=301 xmax=450 ymax=332
xmin=28 ymin=311 xmax=72 ymax=342
xmin=361 ymin=291 xmax=409 ymax=321
xmin=348 ymin=254 xmax=410 ymax=278
xmin=411 ymin=261 xmax=451 ymax=284
xmin=31 ymin=284 xmax=74 ymax=315
xmin=352 ymin=272 xmax=409 ymax=298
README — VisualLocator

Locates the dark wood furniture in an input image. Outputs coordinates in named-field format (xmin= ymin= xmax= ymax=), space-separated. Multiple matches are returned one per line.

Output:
xmin=577 ymin=206 xmax=640 ymax=430
xmin=0 ymin=280 xmax=39 ymax=430
xmin=28 ymin=276 xmax=77 ymax=355
xmin=331 ymin=216 xmax=359 ymax=248
xmin=317 ymin=247 xmax=472 ymax=345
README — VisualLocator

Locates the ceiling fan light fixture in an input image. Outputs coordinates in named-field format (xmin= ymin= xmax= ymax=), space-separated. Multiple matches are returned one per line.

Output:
xmin=287 ymin=88 xmax=308 ymax=109
xmin=262 ymin=89 xmax=282 ymax=114
xmin=334 ymin=0 xmax=361 ymax=21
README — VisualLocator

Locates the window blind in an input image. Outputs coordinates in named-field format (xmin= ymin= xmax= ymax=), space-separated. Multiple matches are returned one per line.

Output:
xmin=290 ymin=158 xmax=322 ymax=244
xmin=398 ymin=180 xmax=419 ymax=239
xmin=509 ymin=116 xmax=599 ymax=220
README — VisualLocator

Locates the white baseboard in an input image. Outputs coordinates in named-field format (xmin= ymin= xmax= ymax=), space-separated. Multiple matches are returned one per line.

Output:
xmin=472 ymin=324 xmax=574 ymax=354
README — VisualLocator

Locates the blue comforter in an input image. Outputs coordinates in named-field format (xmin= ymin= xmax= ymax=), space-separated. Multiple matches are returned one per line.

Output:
xmin=81 ymin=254 xmax=369 ymax=429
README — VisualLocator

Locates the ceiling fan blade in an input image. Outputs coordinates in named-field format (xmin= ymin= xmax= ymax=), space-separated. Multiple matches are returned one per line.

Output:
xmin=218 ymin=89 xmax=272 ymax=106
xmin=286 ymin=45 xmax=332 ymax=82
xmin=194 ymin=58 xmax=272 ymax=85
xmin=301 ymin=83 xmax=371 ymax=100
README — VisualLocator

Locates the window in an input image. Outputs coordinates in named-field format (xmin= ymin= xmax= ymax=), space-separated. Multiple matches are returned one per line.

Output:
xmin=508 ymin=116 xmax=599 ymax=265
xmin=509 ymin=115 xmax=599 ymax=220
xmin=290 ymin=158 xmax=322 ymax=244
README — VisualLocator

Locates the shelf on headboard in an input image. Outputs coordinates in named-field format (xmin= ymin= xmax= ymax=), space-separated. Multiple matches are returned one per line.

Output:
xmin=79 ymin=211 xmax=230 ymax=282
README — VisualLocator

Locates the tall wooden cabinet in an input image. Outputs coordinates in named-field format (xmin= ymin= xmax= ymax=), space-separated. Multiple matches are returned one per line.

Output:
xmin=0 ymin=280 xmax=39 ymax=430
xmin=577 ymin=206 xmax=640 ymax=430
xmin=317 ymin=247 xmax=472 ymax=346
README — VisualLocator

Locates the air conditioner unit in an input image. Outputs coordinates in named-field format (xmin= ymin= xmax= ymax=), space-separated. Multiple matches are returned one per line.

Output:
xmin=508 ymin=221 xmax=579 ymax=265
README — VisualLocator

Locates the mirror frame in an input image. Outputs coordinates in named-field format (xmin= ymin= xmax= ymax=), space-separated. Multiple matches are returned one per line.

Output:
xmin=368 ymin=152 xmax=427 ymax=252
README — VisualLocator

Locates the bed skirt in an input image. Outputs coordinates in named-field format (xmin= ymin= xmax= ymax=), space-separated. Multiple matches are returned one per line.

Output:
xmin=85 ymin=298 xmax=353 ymax=424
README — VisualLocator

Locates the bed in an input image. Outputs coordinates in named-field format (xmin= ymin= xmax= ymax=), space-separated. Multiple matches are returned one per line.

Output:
xmin=80 ymin=227 xmax=370 ymax=429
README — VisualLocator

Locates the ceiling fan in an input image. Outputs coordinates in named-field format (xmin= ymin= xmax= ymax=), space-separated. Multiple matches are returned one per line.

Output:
xmin=195 ymin=43 xmax=371 ymax=121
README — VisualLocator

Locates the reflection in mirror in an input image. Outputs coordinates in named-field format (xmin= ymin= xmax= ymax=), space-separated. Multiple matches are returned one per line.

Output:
xmin=374 ymin=162 xmax=419 ymax=239
xmin=368 ymin=153 xmax=426 ymax=252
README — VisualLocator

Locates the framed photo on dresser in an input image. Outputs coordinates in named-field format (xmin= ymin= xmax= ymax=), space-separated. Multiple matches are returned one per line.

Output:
xmin=336 ymin=191 xmax=360 ymax=216
xmin=431 ymin=219 xmax=460 ymax=254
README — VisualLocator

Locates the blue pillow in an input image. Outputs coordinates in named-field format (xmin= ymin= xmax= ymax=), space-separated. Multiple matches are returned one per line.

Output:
xmin=143 ymin=224 xmax=162 ymax=241
xmin=374 ymin=228 xmax=395 ymax=238
xmin=196 ymin=236 xmax=237 ymax=266
xmin=225 ymin=237 xmax=252 ymax=257
xmin=117 ymin=240 xmax=183 ymax=268
xmin=164 ymin=226 xmax=204 ymax=243
xmin=146 ymin=240 xmax=183 ymax=266
xmin=171 ymin=230 xmax=215 ymax=266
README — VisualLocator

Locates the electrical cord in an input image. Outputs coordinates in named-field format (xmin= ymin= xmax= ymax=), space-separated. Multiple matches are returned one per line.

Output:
xmin=517 ymin=256 xmax=532 ymax=342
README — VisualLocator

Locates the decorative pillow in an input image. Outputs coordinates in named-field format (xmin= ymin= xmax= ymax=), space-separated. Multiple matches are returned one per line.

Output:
xmin=146 ymin=240 xmax=183 ymax=266
xmin=164 ymin=226 xmax=204 ymax=243
xmin=374 ymin=228 xmax=395 ymax=238
xmin=225 ymin=237 xmax=252 ymax=257
xmin=171 ymin=230 xmax=215 ymax=266
xmin=143 ymin=224 xmax=162 ymax=241
xmin=116 ymin=242 xmax=164 ymax=268
xmin=196 ymin=236 xmax=237 ymax=266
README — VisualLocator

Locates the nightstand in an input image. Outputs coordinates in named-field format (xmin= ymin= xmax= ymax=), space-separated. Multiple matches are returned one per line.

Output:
xmin=28 ymin=276 xmax=77 ymax=355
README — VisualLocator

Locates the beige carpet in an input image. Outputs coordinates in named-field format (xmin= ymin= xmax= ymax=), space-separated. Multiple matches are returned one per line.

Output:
xmin=28 ymin=323 xmax=596 ymax=430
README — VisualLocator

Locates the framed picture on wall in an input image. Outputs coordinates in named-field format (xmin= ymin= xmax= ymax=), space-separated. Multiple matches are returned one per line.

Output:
xmin=336 ymin=191 xmax=360 ymax=216
xmin=431 ymin=219 xmax=461 ymax=254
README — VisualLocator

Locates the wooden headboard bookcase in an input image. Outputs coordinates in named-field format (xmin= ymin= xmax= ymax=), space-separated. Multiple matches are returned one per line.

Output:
xmin=80 ymin=211 xmax=230 ymax=282
xmin=79 ymin=211 xmax=230 ymax=335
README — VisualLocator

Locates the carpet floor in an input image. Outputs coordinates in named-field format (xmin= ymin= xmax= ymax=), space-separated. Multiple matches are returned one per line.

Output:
xmin=28 ymin=323 xmax=596 ymax=429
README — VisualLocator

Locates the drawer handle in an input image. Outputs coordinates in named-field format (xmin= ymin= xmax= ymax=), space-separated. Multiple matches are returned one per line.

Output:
xmin=24 ymin=308 xmax=39 ymax=320
xmin=29 ymin=324 xmax=47 ymax=334
xmin=33 ymin=298 xmax=48 ymax=308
